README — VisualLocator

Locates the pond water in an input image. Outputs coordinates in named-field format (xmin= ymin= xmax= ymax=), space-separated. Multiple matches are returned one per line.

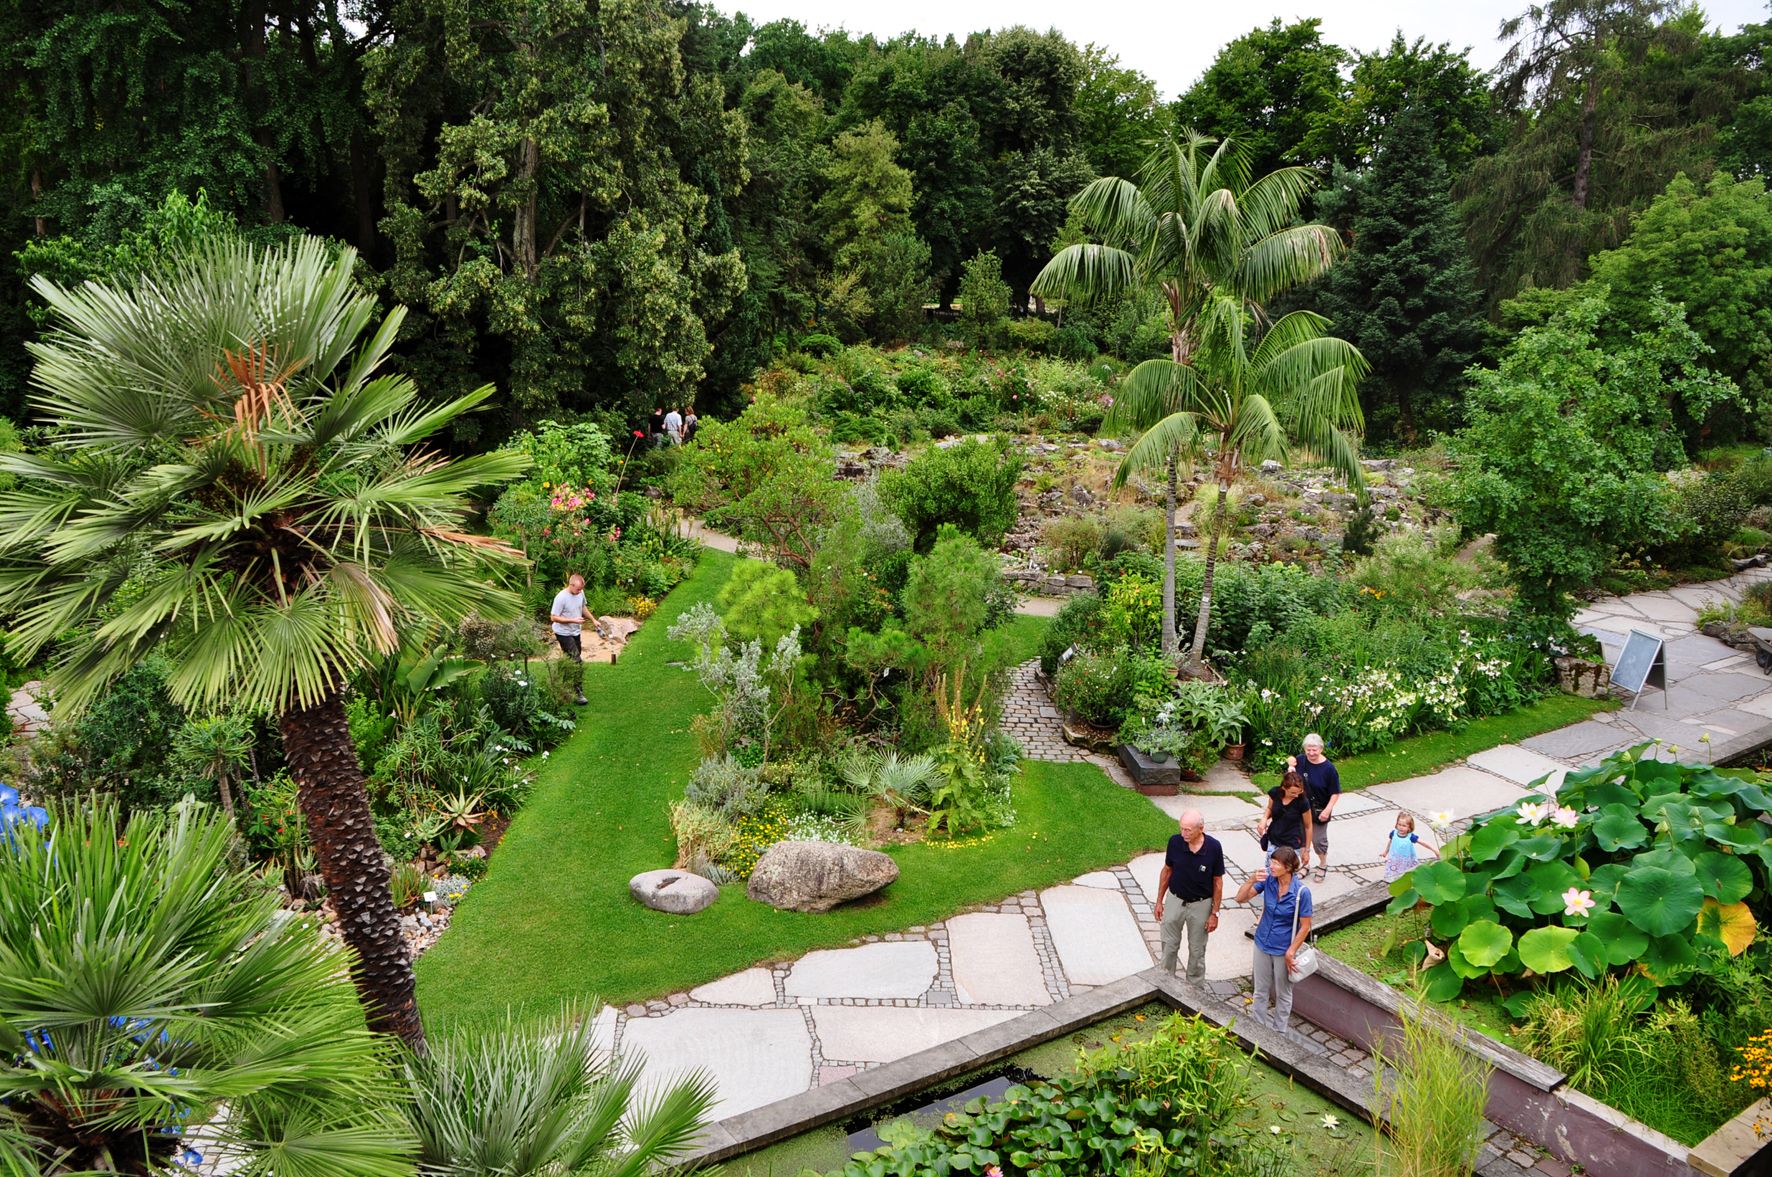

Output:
xmin=727 ymin=1003 xmax=1379 ymax=1176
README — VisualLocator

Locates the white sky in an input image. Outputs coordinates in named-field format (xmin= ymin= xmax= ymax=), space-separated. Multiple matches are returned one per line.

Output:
xmin=716 ymin=0 xmax=1771 ymax=99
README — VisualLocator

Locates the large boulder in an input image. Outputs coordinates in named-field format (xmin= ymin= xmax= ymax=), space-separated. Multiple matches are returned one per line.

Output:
xmin=747 ymin=841 xmax=898 ymax=913
xmin=630 ymin=869 xmax=719 ymax=915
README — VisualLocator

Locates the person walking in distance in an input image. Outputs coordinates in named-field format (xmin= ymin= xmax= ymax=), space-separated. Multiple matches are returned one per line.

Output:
xmin=1153 ymin=809 xmax=1225 ymax=983
xmin=663 ymin=405 xmax=684 ymax=445
xmin=550 ymin=572 xmax=600 ymax=706
xmin=1289 ymin=733 xmax=1340 ymax=883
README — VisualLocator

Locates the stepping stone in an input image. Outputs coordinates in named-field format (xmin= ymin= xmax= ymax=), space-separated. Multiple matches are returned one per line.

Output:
xmin=947 ymin=913 xmax=1052 ymax=1006
xmin=689 ymin=967 xmax=777 ymax=1006
xmin=1071 ymin=870 xmax=1121 ymax=890
xmin=1039 ymin=884 xmax=1151 ymax=985
xmin=1367 ymin=765 xmax=1527 ymax=823
xmin=812 ymin=1006 xmax=1019 ymax=1065
xmin=620 ymin=1007 xmax=812 ymax=1120
xmin=784 ymin=941 xmax=936 ymax=1000
xmin=1201 ymin=906 xmax=1261 ymax=980
xmin=1324 ymin=791 xmax=1392 ymax=818
xmin=1627 ymin=595 xmax=1693 ymax=624
xmin=1217 ymin=828 xmax=1272 ymax=874
xmin=1145 ymin=792 xmax=1264 ymax=825
xmin=1129 ymin=851 xmax=1167 ymax=906
xmin=590 ymin=1005 xmax=618 ymax=1056
xmin=1464 ymin=745 xmax=1567 ymax=792
xmin=1521 ymin=720 xmax=1637 ymax=761
xmin=1736 ymin=693 xmax=1772 ymax=719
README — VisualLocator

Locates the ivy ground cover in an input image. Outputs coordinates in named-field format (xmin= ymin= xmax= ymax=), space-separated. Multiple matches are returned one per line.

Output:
xmin=417 ymin=549 xmax=1175 ymax=1023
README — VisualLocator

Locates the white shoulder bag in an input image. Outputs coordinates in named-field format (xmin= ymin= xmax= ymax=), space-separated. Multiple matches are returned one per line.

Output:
xmin=1286 ymin=884 xmax=1318 ymax=983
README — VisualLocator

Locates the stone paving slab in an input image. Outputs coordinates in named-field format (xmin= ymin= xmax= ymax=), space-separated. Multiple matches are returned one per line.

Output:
xmin=1315 ymin=809 xmax=1440 ymax=870
xmin=621 ymin=1007 xmax=813 ymax=1120
xmin=1367 ymin=764 xmax=1529 ymax=821
xmin=1521 ymin=720 xmax=1640 ymax=760
xmin=947 ymin=913 xmax=1052 ymax=1007
xmin=1040 ymin=884 xmax=1151 ymax=985
xmin=1464 ymin=744 xmax=1568 ymax=792
xmin=1736 ymin=691 xmax=1772 ymax=718
xmin=1324 ymin=790 xmax=1391 ymax=818
xmin=1070 ymin=870 xmax=1121 ymax=890
xmin=690 ymin=967 xmax=778 ymax=1006
xmin=812 ymin=1006 xmax=1018 ymax=1065
xmin=784 ymin=941 xmax=936 ymax=1000
xmin=1218 ymin=827 xmax=1273 ymax=874
xmin=1146 ymin=791 xmax=1265 ymax=825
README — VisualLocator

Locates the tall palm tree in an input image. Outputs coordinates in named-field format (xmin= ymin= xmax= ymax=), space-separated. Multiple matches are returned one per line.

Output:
xmin=0 ymin=799 xmax=413 ymax=1175
xmin=1110 ymin=292 xmax=1366 ymax=673
xmin=1031 ymin=130 xmax=1342 ymax=659
xmin=402 ymin=1003 xmax=715 ymax=1177
xmin=0 ymin=238 xmax=527 ymax=1048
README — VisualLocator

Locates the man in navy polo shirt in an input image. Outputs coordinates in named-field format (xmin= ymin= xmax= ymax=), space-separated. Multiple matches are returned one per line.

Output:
xmin=1153 ymin=809 xmax=1225 ymax=983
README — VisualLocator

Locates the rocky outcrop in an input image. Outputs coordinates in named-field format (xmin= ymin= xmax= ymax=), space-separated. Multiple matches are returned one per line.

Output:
xmin=746 ymin=841 xmax=898 ymax=913
xmin=630 ymin=869 xmax=720 ymax=915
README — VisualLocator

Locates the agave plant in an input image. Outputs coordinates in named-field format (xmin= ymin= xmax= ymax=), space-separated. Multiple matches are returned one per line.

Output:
xmin=402 ymin=1003 xmax=715 ymax=1177
xmin=0 ymin=799 xmax=411 ymax=1175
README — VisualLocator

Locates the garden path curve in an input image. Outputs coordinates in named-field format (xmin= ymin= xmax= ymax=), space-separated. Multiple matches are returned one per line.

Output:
xmin=598 ymin=557 xmax=1772 ymax=1129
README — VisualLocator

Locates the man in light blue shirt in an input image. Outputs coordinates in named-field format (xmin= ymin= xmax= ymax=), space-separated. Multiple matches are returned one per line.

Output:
xmin=550 ymin=573 xmax=600 ymax=705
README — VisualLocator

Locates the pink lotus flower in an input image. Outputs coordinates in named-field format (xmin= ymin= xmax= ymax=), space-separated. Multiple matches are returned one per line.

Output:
xmin=1552 ymin=806 xmax=1579 ymax=829
xmin=1562 ymin=887 xmax=1595 ymax=917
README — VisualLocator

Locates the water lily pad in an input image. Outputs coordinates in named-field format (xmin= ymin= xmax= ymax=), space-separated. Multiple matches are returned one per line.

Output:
xmin=1567 ymin=930 xmax=1608 ymax=979
xmin=1617 ymin=866 xmax=1705 ymax=937
xmin=1422 ymin=961 xmax=1463 ymax=1001
xmin=1466 ymin=820 xmax=1521 ymax=864
xmin=1585 ymin=911 xmax=1648 ymax=966
xmin=1517 ymin=926 xmax=1580 ymax=974
xmin=1458 ymin=919 xmax=1513 ymax=968
xmin=1698 ymin=898 xmax=1757 ymax=956
xmin=1410 ymin=860 xmax=1466 ymax=905
xmin=1639 ymin=932 xmax=1698 ymax=985
xmin=1694 ymin=851 xmax=1754 ymax=904
xmin=1590 ymin=804 xmax=1647 ymax=852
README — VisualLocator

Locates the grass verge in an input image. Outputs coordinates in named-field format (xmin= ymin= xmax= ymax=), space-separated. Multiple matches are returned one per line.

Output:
xmin=417 ymin=550 xmax=1171 ymax=1025
xmin=1250 ymin=693 xmax=1617 ymax=793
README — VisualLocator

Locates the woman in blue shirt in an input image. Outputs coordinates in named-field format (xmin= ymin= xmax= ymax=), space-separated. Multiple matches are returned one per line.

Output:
xmin=1234 ymin=845 xmax=1313 ymax=1038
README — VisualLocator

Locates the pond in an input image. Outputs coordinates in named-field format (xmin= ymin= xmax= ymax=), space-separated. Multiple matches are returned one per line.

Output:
xmin=726 ymin=1003 xmax=1379 ymax=1176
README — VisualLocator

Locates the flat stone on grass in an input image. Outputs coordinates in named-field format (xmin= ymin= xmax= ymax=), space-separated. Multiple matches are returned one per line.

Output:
xmin=1039 ymin=884 xmax=1151 ymax=985
xmin=690 ymin=967 xmax=778 ymax=1006
xmin=1521 ymin=720 xmax=1636 ymax=761
xmin=1146 ymin=791 xmax=1265 ymax=825
xmin=812 ymin=1006 xmax=1019 ymax=1065
xmin=1070 ymin=870 xmax=1121 ymax=890
xmin=945 ymin=913 xmax=1053 ymax=1007
xmin=1129 ymin=851 xmax=1166 ymax=906
xmin=620 ymin=1007 xmax=813 ymax=1120
xmin=1464 ymin=745 xmax=1568 ymax=791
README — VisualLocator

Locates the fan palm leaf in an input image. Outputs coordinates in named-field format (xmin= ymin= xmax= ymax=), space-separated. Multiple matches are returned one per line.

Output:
xmin=0 ymin=237 xmax=529 ymax=1048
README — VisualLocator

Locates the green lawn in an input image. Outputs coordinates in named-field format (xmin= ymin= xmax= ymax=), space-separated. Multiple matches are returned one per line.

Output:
xmin=1251 ymin=693 xmax=1617 ymax=793
xmin=417 ymin=551 xmax=1172 ymax=1026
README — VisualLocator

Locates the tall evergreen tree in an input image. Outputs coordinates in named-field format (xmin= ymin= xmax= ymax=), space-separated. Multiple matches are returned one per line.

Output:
xmin=1313 ymin=108 xmax=1484 ymax=442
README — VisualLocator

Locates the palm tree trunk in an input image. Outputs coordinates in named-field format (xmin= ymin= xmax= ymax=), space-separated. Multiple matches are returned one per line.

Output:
xmin=1161 ymin=448 xmax=1178 ymax=660
xmin=280 ymin=689 xmax=425 ymax=1050
xmin=1188 ymin=477 xmax=1230 ymax=674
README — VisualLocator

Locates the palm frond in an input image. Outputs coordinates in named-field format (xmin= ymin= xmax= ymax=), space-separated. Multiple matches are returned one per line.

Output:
xmin=1115 ymin=412 xmax=1204 ymax=486
xmin=1029 ymin=243 xmax=1139 ymax=302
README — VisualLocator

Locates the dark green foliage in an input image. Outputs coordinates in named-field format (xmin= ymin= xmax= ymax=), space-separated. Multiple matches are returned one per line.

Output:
xmin=881 ymin=438 xmax=1023 ymax=552
xmin=1051 ymin=646 xmax=1172 ymax=729
xmin=957 ymin=249 xmax=1012 ymax=349
xmin=1039 ymin=593 xmax=1104 ymax=676
xmin=1309 ymin=106 xmax=1484 ymax=442
xmin=27 ymin=659 xmax=190 ymax=812
xmin=1171 ymin=18 xmax=1350 ymax=175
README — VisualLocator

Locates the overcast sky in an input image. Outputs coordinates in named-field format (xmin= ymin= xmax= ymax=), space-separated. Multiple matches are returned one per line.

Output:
xmin=714 ymin=0 xmax=1771 ymax=98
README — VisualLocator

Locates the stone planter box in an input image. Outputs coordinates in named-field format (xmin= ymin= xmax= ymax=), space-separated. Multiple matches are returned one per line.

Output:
xmin=1116 ymin=743 xmax=1181 ymax=793
xmin=1689 ymin=1098 xmax=1772 ymax=1177
xmin=1554 ymin=654 xmax=1611 ymax=699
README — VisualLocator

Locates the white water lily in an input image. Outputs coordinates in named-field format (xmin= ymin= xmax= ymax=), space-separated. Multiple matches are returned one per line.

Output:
xmin=1320 ymin=1114 xmax=1341 ymax=1130
xmin=1562 ymin=887 xmax=1596 ymax=917
xmin=1269 ymin=1125 xmax=1283 ymax=1135
xmin=1429 ymin=809 xmax=1455 ymax=828
xmin=1516 ymin=801 xmax=1547 ymax=824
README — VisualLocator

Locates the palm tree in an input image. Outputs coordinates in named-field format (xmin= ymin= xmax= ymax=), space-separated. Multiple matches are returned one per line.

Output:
xmin=402 ymin=1003 xmax=715 ymax=1177
xmin=170 ymin=713 xmax=255 ymax=819
xmin=0 ymin=238 xmax=527 ymax=1048
xmin=0 ymin=799 xmax=413 ymax=1175
xmin=1031 ymin=130 xmax=1343 ymax=659
xmin=1110 ymin=292 xmax=1366 ymax=673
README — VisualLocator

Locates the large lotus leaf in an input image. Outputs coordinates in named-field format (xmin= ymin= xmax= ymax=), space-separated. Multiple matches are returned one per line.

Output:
xmin=1633 ymin=846 xmax=1698 ymax=877
xmin=1590 ymin=805 xmax=1648 ymax=852
xmin=1585 ymin=863 xmax=1629 ymax=904
xmin=1518 ymin=926 xmax=1581 ymax=975
xmin=1586 ymin=911 xmax=1649 ymax=966
xmin=1694 ymin=852 xmax=1755 ymax=904
xmin=1691 ymin=772 xmax=1772 ymax=814
xmin=1567 ymin=930 xmax=1608 ymax=979
xmin=1525 ymin=861 xmax=1583 ymax=916
xmin=1432 ymin=893 xmax=1499 ymax=939
xmin=1578 ymin=778 xmax=1642 ymax=810
xmin=1698 ymin=898 xmax=1758 ymax=956
xmin=1445 ymin=937 xmax=1485 ymax=979
xmin=1490 ymin=848 xmax=1529 ymax=881
xmin=1633 ymin=758 xmax=1684 ymax=786
xmin=1423 ymin=961 xmax=1464 ymax=1001
xmin=1467 ymin=819 xmax=1522 ymax=864
xmin=1617 ymin=867 xmax=1706 ymax=937
xmin=1702 ymin=818 xmax=1765 ymax=851
xmin=1513 ymin=834 xmax=1567 ymax=862
xmin=1458 ymin=920 xmax=1513 ymax=968
xmin=1411 ymin=860 xmax=1467 ymax=906
xmin=1492 ymin=873 xmax=1538 ymax=919
xmin=1639 ymin=933 xmax=1698 ymax=986
xmin=1386 ymin=882 xmax=1421 ymax=916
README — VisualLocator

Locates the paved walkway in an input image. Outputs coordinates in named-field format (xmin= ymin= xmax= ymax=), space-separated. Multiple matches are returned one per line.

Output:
xmin=600 ymin=549 xmax=1772 ymax=1132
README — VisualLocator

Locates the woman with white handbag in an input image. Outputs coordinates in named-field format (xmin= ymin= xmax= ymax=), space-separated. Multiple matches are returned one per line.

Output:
xmin=1235 ymin=845 xmax=1315 ymax=1038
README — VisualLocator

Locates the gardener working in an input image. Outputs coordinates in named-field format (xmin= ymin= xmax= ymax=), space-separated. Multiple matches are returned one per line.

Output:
xmin=550 ymin=572 xmax=601 ymax=706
